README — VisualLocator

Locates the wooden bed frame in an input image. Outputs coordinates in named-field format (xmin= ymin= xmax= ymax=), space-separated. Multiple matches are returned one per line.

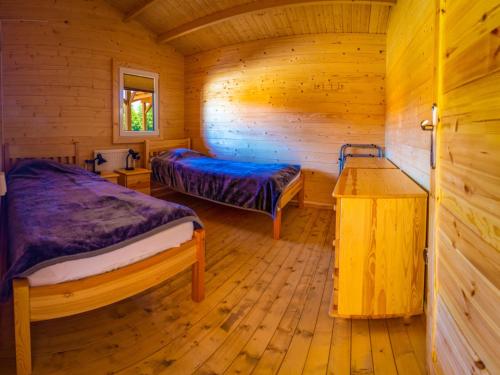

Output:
xmin=144 ymin=138 xmax=305 ymax=240
xmin=3 ymin=143 xmax=206 ymax=375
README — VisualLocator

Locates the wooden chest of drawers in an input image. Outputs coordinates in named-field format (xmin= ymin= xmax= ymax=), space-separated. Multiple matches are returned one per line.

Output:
xmin=331 ymin=168 xmax=427 ymax=318
xmin=115 ymin=168 xmax=152 ymax=195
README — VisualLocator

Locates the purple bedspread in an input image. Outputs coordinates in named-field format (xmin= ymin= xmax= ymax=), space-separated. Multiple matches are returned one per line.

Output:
xmin=0 ymin=159 xmax=202 ymax=298
xmin=151 ymin=149 xmax=301 ymax=218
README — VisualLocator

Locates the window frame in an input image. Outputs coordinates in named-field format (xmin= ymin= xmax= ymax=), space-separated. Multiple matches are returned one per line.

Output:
xmin=112 ymin=60 xmax=162 ymax=144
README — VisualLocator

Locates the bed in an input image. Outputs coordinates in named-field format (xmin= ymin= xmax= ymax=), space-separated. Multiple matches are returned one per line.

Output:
xmin=2 ymin=143 xmax=206 ymax=375
xmin=144 ymin=139 xmax=305 ymax=240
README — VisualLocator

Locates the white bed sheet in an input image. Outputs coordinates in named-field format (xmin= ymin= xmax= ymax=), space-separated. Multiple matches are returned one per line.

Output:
xmin=27 ymin=221 xmax=194 ymax=287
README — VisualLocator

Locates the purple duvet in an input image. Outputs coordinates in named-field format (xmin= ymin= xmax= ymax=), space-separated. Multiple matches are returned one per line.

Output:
xmin=151 ymin=149 xmax=301 ymax=218
xmin=0 ymin=159 xmax=202 ymax=298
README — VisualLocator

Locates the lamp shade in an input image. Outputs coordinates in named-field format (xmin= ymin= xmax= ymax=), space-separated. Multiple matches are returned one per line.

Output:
xmin=0 ymin=172 xmax=6 ymax=196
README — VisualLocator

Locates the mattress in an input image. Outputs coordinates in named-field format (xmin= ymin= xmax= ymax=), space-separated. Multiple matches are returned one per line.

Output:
xmin=27 ymin=221 xmax=194 ymax=287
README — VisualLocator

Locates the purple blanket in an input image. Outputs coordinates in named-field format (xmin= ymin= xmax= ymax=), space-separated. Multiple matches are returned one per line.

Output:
xmin=151 ymin=149 xmax=301 ymax=218
xmin=1 ymin=159 xmax=202 ymax=298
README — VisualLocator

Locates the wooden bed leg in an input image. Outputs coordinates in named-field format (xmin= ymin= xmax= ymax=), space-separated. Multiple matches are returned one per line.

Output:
xmin=273 ymin=209 xmax=282 ymax=240
xmin=13 ymin=279 xmax=32 ymax=375
xmin=298 ymin=174 xmax=305 ymax=208
xmin=192 ymin=229 xmax=205 ymax=302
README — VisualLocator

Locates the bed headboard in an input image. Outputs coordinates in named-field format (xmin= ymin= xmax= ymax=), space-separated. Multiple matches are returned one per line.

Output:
xmin=3 ymin=142 xmax=80 ymax=172
xmin=144 ymin=138 xmax=191 ymax=167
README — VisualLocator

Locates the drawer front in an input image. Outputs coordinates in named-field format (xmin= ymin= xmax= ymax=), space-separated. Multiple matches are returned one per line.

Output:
xmin=104 ymin=176 xmax=119 ymax=184
xmin=336 ymin=197 xmax=426 ymax=317
xmin=127 ymin=174 xmax=150 ymax=190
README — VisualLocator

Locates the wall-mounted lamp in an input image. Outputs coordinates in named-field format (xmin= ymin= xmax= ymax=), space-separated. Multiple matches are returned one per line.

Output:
xmin=125 ymin=149 xmax=140 ymax=171
xmin=0 ymin=172 xmax=6 ymax=197
xmin=85 ymin=153 xmax=107 ymax=174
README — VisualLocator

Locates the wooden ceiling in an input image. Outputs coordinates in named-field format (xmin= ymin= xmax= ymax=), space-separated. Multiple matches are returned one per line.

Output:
xmin=106 ymin=0 xmax=395 ymax=55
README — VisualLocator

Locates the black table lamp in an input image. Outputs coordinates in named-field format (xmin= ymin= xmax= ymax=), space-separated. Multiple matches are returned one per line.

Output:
xmin=85 ymin=153 xmax=107 ymax=174
xmin=126 ymin=149 xmax=140 ymax=170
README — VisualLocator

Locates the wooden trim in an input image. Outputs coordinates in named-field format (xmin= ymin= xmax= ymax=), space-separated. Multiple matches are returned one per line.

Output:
xmin=278 ymin=172 xmax=304 ymax=209
xmin=273 ymin=210 xmax=282 ymax=240
xmin=13 ymin=229 xmax=205 ymax=374
xmin=123 ymin=0 xmax=161 ymax=22
xmin=273 ymin=172 xmax=305 ymax=239
xmin=13 ymin=279 xmax=31 ymax=375
xmin=4 ymin=142 xmax=79 ymax=172
xmin=28 ymin=237 xmax=200 ymax=321
xmin=158 ymin=0 xmax=397 ymax=43
xmin=192 ymin=229 xmax=205 ymax=302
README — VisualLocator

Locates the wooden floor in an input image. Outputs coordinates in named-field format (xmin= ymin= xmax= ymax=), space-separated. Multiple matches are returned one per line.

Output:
xmin=0 ymin=194 xmax=426 ymax=374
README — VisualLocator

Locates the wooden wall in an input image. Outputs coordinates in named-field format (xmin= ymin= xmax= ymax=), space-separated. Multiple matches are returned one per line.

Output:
xmin=0 ymin=0 xmax=184 ymax=166
xmin=433 ymin=0 xmax=500 ymax=373
xmin=185 ymin=33 xmax=386 ymax=205
xmin=385 ymin=0 xmax=436 ymax=189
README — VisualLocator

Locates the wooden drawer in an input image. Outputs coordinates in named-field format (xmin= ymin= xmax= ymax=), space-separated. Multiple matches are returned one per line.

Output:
xmin=115 ymin=168 xmax=152 ymax=195
xmin=126 ymin=174 xmax=150 ymax=190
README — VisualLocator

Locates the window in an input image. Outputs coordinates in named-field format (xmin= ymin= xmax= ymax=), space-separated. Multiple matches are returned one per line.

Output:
xmin=118 ymin=67 xmax=159 ymax=138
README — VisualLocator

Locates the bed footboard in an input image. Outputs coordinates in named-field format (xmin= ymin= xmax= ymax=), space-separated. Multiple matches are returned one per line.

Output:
xmin=273 ymin=173 xmax=305 ymax=240
xmin=12 ymin=229 xmax=205 ymax=375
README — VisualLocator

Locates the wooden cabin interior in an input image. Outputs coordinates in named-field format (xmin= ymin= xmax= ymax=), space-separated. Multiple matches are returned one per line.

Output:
xmin=0 ymin=0 xmax=498 ymax=374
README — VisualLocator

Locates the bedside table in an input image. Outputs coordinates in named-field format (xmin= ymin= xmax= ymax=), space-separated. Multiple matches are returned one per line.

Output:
xmin=115 ymin=168 xmax=152 ymax=195
xmin=100 ymin=171 xmax=119 ymax=184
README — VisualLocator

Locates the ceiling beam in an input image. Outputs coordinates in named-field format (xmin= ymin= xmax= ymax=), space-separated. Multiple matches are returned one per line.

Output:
xmin=123 ymin=0 xmax=161 ymax=22
xmin=158 ymin=0 xmax=396 ymax=44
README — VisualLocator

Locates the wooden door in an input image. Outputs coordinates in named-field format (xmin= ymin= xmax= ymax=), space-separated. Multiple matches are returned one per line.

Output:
xmin=430 ymin=0 xmax=500 ymax=374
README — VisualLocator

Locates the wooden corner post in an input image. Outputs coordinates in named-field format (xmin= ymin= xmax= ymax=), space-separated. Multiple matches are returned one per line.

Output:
xmin=298 ymin=173 xmax=305 ymax=208
xmin=13 ymin=278 xmax=32 ymax=375
xmin=192 ymin=229 xmax=205 ymax=302
xmin=273 ymin=209 xmax=282 ymax=240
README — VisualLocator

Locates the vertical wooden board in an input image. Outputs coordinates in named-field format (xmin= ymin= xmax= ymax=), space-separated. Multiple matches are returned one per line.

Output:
xmin=387 ymin=318 xmax=424 ymax=375
xmin=351 ymin=319 xmax=374 ymax=375
xmin=369 ymin=319 xmax=397 ymax=375
xmin=327 ymin=318 xmax=351 ymax=375
xmin=338 ymin=197 xmax=426 ymax=316
xmin=338 ymin=198 xmax=373 ymax=315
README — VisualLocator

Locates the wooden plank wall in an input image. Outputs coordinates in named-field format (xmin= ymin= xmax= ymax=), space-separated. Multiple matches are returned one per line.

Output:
xmin=0 ymin=0 xmax=184 ymax=166
xmin=385 ymin=0 xmax=436 ymax=190
xmin=185 ymin=33 xmax=386 ymax=206
xmin=433 ymin=0 xmax=500 ymax=374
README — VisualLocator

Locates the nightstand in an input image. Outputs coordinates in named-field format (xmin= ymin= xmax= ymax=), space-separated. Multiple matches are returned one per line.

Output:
xmin=115 ymin=168 xmax=152 ymax=195
xmin=100 ymin=171 xmax=119 ymax=184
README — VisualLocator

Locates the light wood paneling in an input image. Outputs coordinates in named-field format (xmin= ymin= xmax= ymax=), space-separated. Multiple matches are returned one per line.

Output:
xmin=106 ymin=0 xmax=392 ymax=55
xmin=185 ymin=33 xmax=386 ymax=205
xmin=0 ymin=0 xmax=184 ymax=166
xmin=0 ymin=195 xmax=426 ymax=374
xmin=385 ymin=0 xmax=436 ymax=190
xmin=332 ymin=168 xmax=427 ymax=318
xmin=432 ymin=0 xmax=500 ymax=374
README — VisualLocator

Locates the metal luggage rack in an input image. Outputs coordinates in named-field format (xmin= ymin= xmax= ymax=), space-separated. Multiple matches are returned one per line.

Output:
xmin=338 ymin=144 xmax=384 ymax=173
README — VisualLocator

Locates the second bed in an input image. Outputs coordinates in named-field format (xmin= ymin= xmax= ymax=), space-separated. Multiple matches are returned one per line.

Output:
xmin=145 ymin=139 xmax=305 ymax=239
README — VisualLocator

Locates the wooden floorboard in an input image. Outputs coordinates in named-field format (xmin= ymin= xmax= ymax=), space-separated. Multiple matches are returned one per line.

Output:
xmin=0 ymin=194 xmax=427 ymax=374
